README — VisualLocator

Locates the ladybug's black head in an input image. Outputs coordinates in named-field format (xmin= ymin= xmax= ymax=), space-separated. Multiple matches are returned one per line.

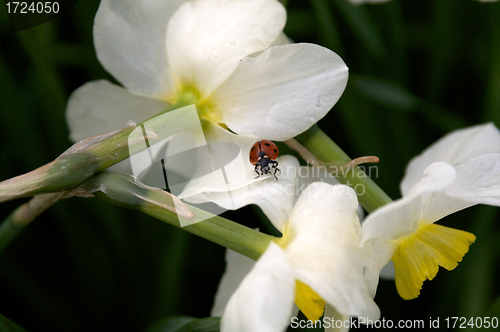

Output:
xmin=256 ymin=157 xmax=277 ymax=174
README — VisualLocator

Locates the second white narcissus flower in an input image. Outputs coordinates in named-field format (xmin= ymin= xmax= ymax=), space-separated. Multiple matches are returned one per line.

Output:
xmin=66 ymin=0 xmax=348 ymax=166
xmin=212 ymin=181 xmax=380 ymax=332
xmin=361 ymin=123 xmax=500 ymax=300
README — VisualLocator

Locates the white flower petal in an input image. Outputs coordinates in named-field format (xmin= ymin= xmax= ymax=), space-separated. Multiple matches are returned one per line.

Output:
xmin=66 ymin=80 xmax=168 ymax=142
xmin=184 ymin=156 xmax=299 ymax=232
xmin=411 ymin=162 xmax=476 ymax=223
xmin=270 ymin=32 xmax=292 ymax=47
xmin=217 ymin=155 xmax=298 ymax=232
xmin=246 ymin=32 xmax=292 ymax=59
xmin=166 ymin=0 xmax=286 ymax=98
xmin=445 ymin=153 xmax=500 ymax=206
xmin=93 ymin=0 xmax=182 ymax=97
xmin=406 ymin=162 xmax=457 ymax=197
xmin=211 ymin=249 xmax=256 ymax=317
xmin=296 ymin=166 xmax=340 ymax=195
xmin=361 ymin=161 xmax=474 ymax=280
xmin=360 ymin=197 xmax=419 ymax=257
xmin=286 ymin=182 xmax=380 ymax=320
xmin=176 ymin=121 xmax=299 ymax=230
xmin=361 ymin=159 xmax=475 ymax=283
xmin=324 ymin=305 xmax=350 ymax=332
xmin=401 ymin=123 xmax=500 ymax=196
xmin=296 ymin=166 xmax=368 ymax=222
xmin=176 ymin=121 xmax=260 ymax=198
xmin=420 ymin=191 xmax=475 ymax=226
xmin=362 ymin=162 xmax=460 ymax=244
xmin=221 ymin=242 xmax=295 ymax=332
xmin=212 ymin=43 xmax=348 ymax=141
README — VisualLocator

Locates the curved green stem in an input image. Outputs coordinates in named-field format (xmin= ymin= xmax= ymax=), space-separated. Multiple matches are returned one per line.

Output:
xmin=0 ymin=209 xmax=28 ymax=252
xmin=0 ymin=192 xmax=65 ymax=252
xmin=0 ymin=93 xmax=199 ymax=250
xmin=88 ymin=172 xmax=274 ymax=260
xmin=295 ymin=125 xmax=392 ymax=213
xmin=144 ymin=203 xmax=273 ymax=260
xmin=0 ymin=93 xmax=198 ymax=203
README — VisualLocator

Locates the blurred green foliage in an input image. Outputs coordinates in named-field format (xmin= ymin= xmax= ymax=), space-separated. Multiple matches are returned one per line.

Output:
xmin=0 ymin=0 xmax=499 ymax=331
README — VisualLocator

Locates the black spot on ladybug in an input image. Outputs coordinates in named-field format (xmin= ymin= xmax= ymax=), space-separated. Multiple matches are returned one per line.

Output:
xmin=251 ymin=146 xmax=255 ymax=151
xmin=273 ymin=149 xmax=277 ymax=153
xmin=264 ymin=143 xmax=271 ymax=146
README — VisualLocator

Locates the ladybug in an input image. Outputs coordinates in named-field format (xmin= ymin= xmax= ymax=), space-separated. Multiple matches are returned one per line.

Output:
xmin=249 ymin=140 xmax=281 ymax=180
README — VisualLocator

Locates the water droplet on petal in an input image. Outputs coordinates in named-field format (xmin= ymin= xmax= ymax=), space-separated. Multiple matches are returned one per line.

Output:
xmin=309 ymin=116 xmax=316 ymax=122
xmin=315 ymin=94 xmax=322 ymax=108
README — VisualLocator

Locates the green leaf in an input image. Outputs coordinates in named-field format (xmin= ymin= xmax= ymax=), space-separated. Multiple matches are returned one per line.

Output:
xmin=350 ymin=75 xmax=467 ymax=132
xmin=174 ymin=317 xmax=221 ymax=332
xmin=147 ymin=316 xmax=197 ymax=332
xmin=350 ymin=75 xmax=418 ymax=111
xmin=310 ymin=0 xmax=344 ymax=54
xmin=0 ymin=314 xmax=29 ymax=332
xmin=330 ymin=0 xmax=387 ymax=59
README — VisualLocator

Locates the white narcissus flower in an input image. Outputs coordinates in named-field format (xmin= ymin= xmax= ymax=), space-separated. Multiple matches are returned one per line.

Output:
xmin=66 ymin=0 xmax=348 ymax=159
xmin=212 ymin=181 xmax=380 ymax=332
xmin=361 ymin=123 xmax=500 ymax=300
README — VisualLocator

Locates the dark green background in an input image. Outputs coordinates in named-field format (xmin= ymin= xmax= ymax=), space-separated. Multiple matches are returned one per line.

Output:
xmin=1 ymin=0 xmax=499 ymax=331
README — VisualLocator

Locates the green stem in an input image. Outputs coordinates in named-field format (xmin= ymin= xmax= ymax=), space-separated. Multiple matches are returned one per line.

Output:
xmin=89 ymin=172 xmax=274 ymax=260
xmin=96 ymin=91 xmax=200 ymax=172
xmin=0 ymin=93 xmax=199 ymax=249
xmin=0 ymin=192 xmax=66 ymax=252
xmin=144 ymin=204 xmax=273 ymax=261
xmin=0 ymin=208 xmax=28 ymax=252
xmin=0 ymin=93 xmax=198 ymax=203
xmin=295 ymin=125 xmax=392 ymax=213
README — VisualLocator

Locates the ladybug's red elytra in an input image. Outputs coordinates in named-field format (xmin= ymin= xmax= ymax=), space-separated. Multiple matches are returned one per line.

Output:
xmin=249 ymin=140 xmax=281 ymax=180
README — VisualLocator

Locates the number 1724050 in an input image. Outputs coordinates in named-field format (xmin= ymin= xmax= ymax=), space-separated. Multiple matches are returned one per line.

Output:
xmin=5 ymin=2 xmax=59 ymax=14
xmin=445 ymin=317 xmax=498 ymax=329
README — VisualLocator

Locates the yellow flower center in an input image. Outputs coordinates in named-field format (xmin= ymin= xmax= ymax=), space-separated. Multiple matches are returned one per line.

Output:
xmin=174 ymin=85 xmax=222 ymax=124
xmin=392 ymin=222 xmax=476 ymax=300
xmin=295 ymin=280 xmax=326 ymax=321
xmin=278 ymin=226 xmax=326 ymax=321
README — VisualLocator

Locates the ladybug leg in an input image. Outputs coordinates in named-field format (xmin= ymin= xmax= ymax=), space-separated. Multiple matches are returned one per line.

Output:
xmin=272 ymin=161 xmax=280 ymax=181
xmin=254 ymin=166 xmax=261 ymax=179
